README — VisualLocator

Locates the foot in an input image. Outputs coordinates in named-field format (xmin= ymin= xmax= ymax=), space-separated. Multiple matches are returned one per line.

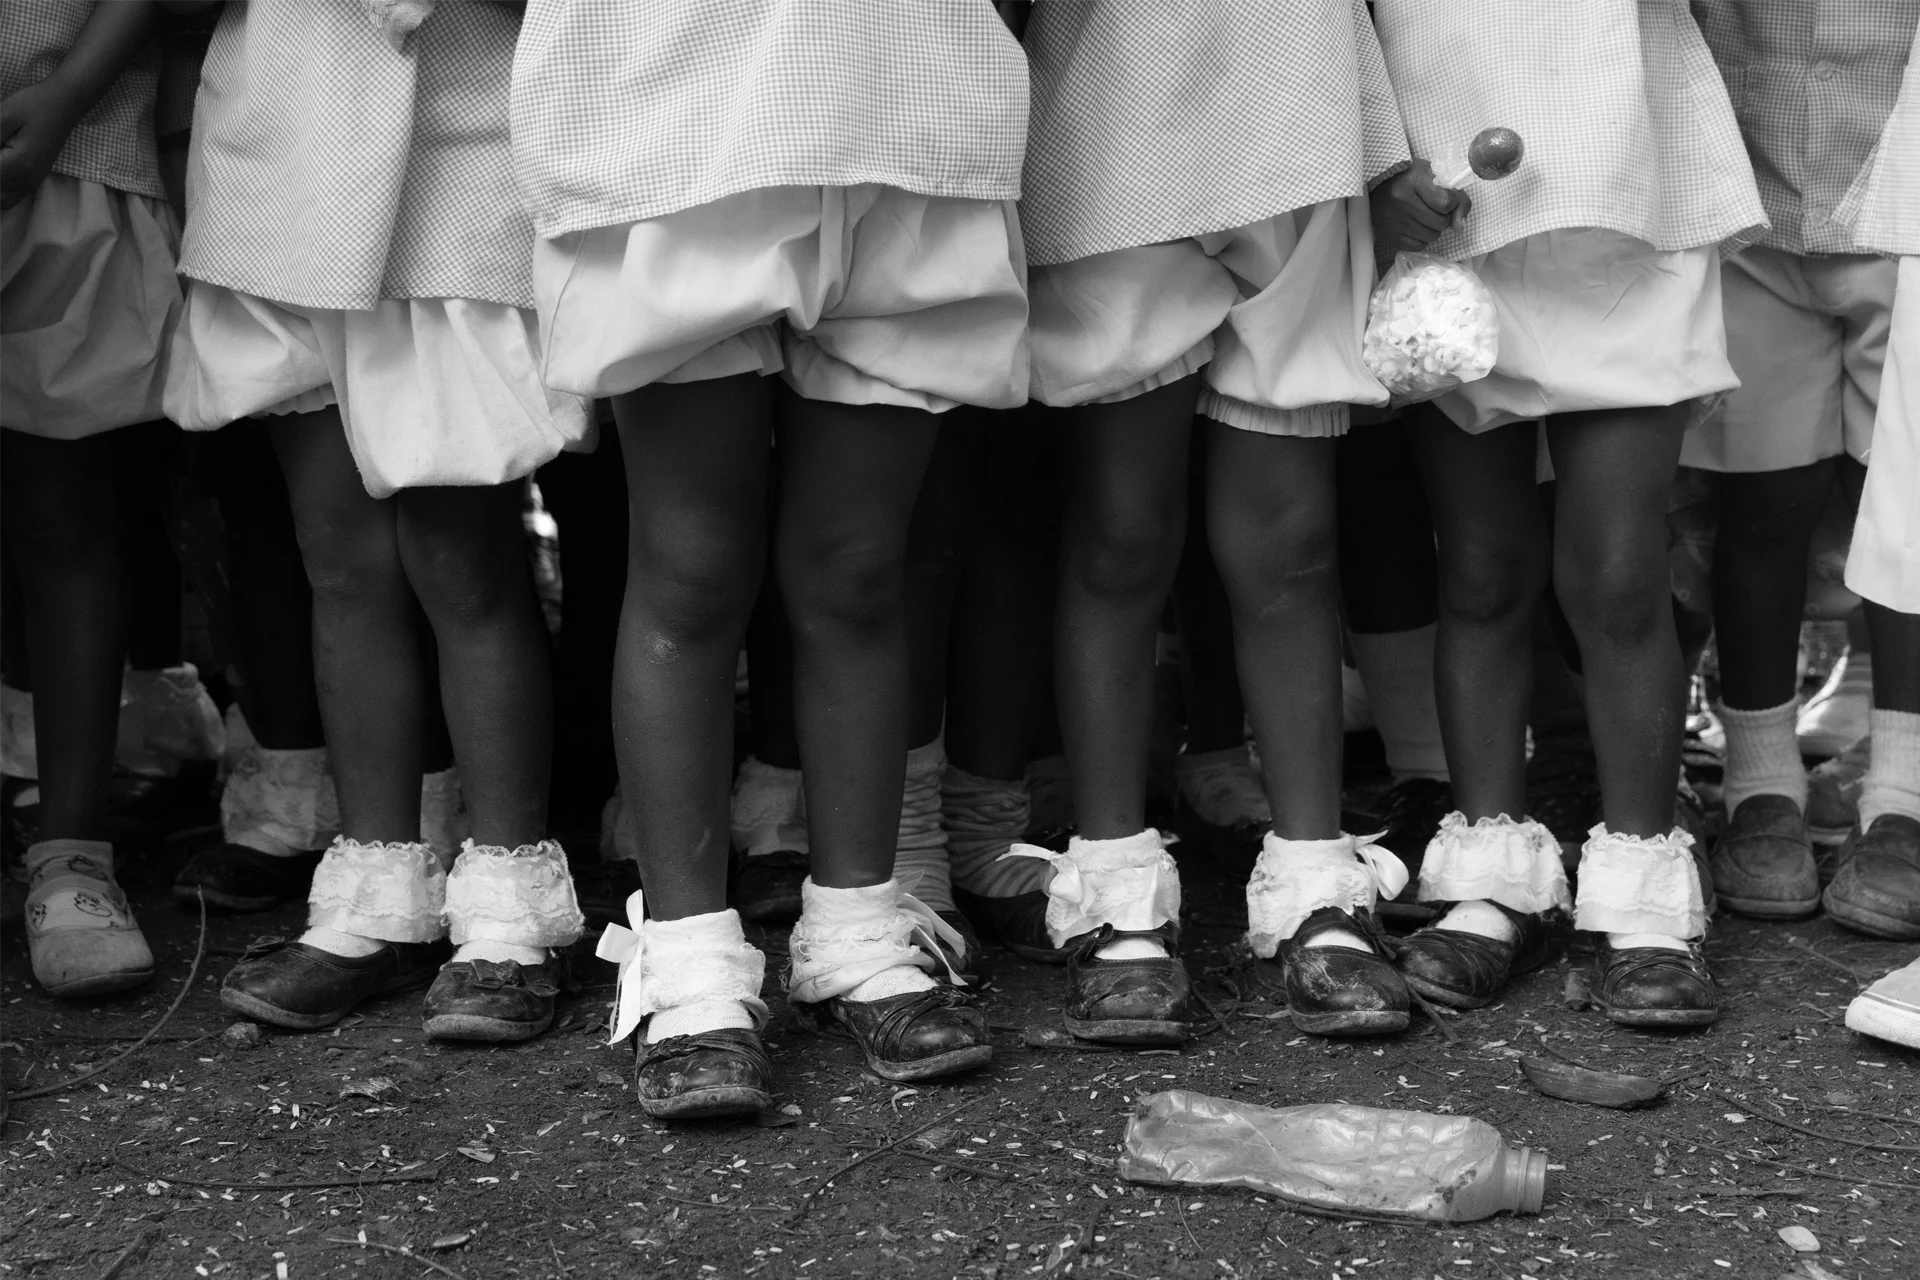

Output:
xmin=635 ymin=1027 xmax=773 ymax=1119
xmin=952 ymin=886 xmax=1067 ymax=964
xmin=1395 ymin=901 xmax=1557 ymax=1010
xmin=421 ymin=955 xmax=567 ymax=1042
xmin=1588 ymin=935 xmax=1717 ymax=1028
xmin=173 ymin=844 xmax=322 ymax=913
xmin=221 ymin=938 xmax=446 ymax=1030
xmin=1372 ymin=778 xmax=1452 ymax=924
xmin=1279 ymin=906 xmax=1408 ymax=1036
xmin=1845 ymin=956 xmax=1920 ymax=1050
xmin=1823 ymin=814 xmax=1920 ymax=941
xmin=1061 ymin=924 xmax=1193 ymax=1045
xmin=1806 ymin=735 xmax=1871 ymax=852
xmin=796 ymin=984 xmax=994 ymax=1081
xmin=1708 ymin=795 xmax=1820 ymax=920
xmin=732 ymin=850 xmax=808 ymax=925
xmin=25 ymin=841 xmax=154 ymax=997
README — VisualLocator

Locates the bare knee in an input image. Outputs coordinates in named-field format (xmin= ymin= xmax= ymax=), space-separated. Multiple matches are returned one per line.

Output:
xmin=1558 ymin=543 xmax=1669 ymax=649
xmin=1070 ymin=506 xmax=1181 ymax=605
xmin=777 ymin=529 xmax=904 ymax=642
xmin=630 ymin=520 xmax=760 ymax=646
xmin=1440 ymin=538 xmax=1548 ymax=628
xmin=1210 ymin=499 xmax=1337 ymax=615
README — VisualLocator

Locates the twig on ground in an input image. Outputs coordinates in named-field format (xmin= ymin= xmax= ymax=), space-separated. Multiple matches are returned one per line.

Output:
xmin=652 ymin=1191 xmax=793 ymax=1213
xmin=1701 ymin=1089 xmax=1920 ymax=1155
xmin=1176 ymin=1194 xmax=1199 ymax=1248
xmin=1687 ymin=1185 xmax=1816 ymax=1198
xmin=1045 ymin=1205 xmax=1104 ymax=1277
xmin=12 ymin=891 xmax=209 ymax=1102
xmin=1798 ymin=1103 xmax=1920 ymax=1128
xmin=1191 ymin=989 xmax=1236 ymax=1039
xmin=121 ymin=1163 xmax=439 ymax=1190
xmin=791 ymin=1098 xmax=978 ymax=1222
xmin=886 ymin=1147 xmax=1019 ymax=1180
xmin=93 ymin=1227 xmax=157 ymax=1280
xmin=1532 ymin=1030 xmax=1600 ymax=1071
xmin=324 ymin=1236 xmax=468 ymax=1280
xmin=1407 ymin=987 xmax=1460 ymax=1044
xmin=1780 ymin=936 xmax=1872 ymax=983
xmin=1630 ymin=1123 xmax=1920 ymax=1192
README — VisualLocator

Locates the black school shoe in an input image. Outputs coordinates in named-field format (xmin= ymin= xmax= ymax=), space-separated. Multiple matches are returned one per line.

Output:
xmin=1061 ymin=923 xmax=1193 ymax=1045
xmin=1394 ymin=901 xmax=1560 ymax=1010
xmin=221 ymin=938 xmax=448 ymax=1030
xmin=1278 ymin=906 xmax=1410 ymax=1037
xmin=794 ymin=982 xmax=994 ymax=1082
xmin=174 ymin=844 xmax=322 ymax=912
xmin=1588 ymin=935 xmax=1717 ymax=1028
xmin=732 ymin=850 xmax=808 ymax=925
xmin=634 ymin=1026 xmax=773 ymax=1120
xmin=422 ymin=954 xmax=569 ymax=1042
xmin=952 ymin=886 xmax=1069 ymax=964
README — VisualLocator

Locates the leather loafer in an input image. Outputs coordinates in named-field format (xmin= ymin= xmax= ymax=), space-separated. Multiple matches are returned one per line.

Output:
xmin=422 ymin=956 xmax=566 ymax=1042
xmin=635 ymin=1026 xmax=772 ymax=1120
xmin=1589 ymin=935 xmax=1717 ymax=1028
xmin=173 ymin=844 xmax=322 ymax=913
xmin=1824 ymin=814 xmax=1920 ymax=941
xmin=1395 ymin=902 xmax=1558 ymax=1009
xmin=732 ymin=850 xmax=808 ymax=925
xmin=1709 ymin=794 xmax=1819 ymax=919
xmin=1062 ymin=924 xmax=1193 ymax=1045
xmin=796 ymin=984 xmax=994 ymax=1081
xmin=1279 ymin=906 xmax=1409 ymax=1037
xmin=222 ymin=938 xmax=447 ymax=1030
xmin=952 ymin=886 xmax=1067 ymax=964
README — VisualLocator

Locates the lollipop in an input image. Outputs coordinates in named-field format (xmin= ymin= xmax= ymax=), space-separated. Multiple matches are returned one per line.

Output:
xmin=1434 ymin=126 xmax=1526 ymax=189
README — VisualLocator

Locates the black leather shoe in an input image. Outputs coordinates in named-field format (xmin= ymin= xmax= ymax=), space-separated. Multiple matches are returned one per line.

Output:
xmin=1061 ymin=924 xmax=1193 ymax=1045
xmin=952 ymin=887 xmax=1067 ymax=964
xmin=422 ymin=956 xmax=567 ymax=1042
xmin=634 ymin=1026 xmax=772 ymax=1120
xmin=1710 ymin=794 xmax=1819 ymax=919
xmin=1279 ymin=907 xmax=1409 ymax=1036
xmin=1373 ymin=778 xmax=1452 ymax=925
xmin=733 ymin=850 xmax=808 ymax=924
xmin=173 ymin=844 xmax=321 ymax=912
xmin=1824 ymin=814 xmax=1920 ymax=941
xmin=795 ymin=984 xmax=994 ymax=1081
xmin=573 ymin=857 xmax=643 ymax=929
xmin=1395 ymin=902 xmax=1559 ymax=1009
xmin=1589 ymin=935 xmax=1717 ymax=1028
xmin=221 ymin=938 xmax=447 ymax=1030
xmin=936 ymin=909 xmax=988 ymax=983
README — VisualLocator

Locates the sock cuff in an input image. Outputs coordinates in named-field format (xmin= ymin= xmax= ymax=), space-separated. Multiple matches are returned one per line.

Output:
xmin=598 ymin=903 xmax=768 ymax=1044
xmin=905 ymin=737 xmax=947 ymax=779
xmin=1418 ymin=812 xmax=1571 ymax=914
xmin=787 ymin=877 xmax=952 ymax=1002
xmin=1573 ymin=825 xmax=1706 ymax=939
xmin=1010 ymin=829 xmax=1181 ymax=946
xmin=445 ymin=839 xmax=584 ymax=948
xmin=308 ymin=837 xmax=446 ymax=942
xmin=1244 ymin=832 xmax=1405 ymax=958
xmin=1861 ymin=708 xmax=1920 ymax=827
xmin=1713 ymin=697 xmax=1799 ymax=726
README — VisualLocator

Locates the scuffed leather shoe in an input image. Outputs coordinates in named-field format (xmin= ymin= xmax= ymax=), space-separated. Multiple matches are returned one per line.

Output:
xmin=1806 ymin=736 xmax=1869 ymax=851
xmin=422 ymin=955 xmax=567 ymax=1042
xmin=796 ymin=984 xmax=993 ymax=1081
xmin=1709 ymin=795 xmax=1819 ymax=920
xmin=1589 ymin=935 xmax=1717 ymax=1028
xmin=635 ymin=1026 xmax=772 ymax=1120
xmin=732 ymin=850 xmax=808 ymax=925
xmin=1395 ymin=902 xmax=1558 ymax=1010
xmin=222 ymin=939 xmax=446 ymax=1030
xmin=1061 ymin=924 xmax=1193 ymax=1045
xmin=1824 ymin=814 xmax=1920 ymax=941
xmin=1279 ymin=906 xmax=1408 ymax=1036
xmin=174 ymin=844 xmax=322 ymax=913
xmin=952 ymin=886 xmax=1066 ymax=964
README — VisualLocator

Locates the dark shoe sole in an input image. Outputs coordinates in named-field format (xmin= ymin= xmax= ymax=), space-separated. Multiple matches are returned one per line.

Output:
xmin=221 ymin=972 xmax=428 ymax=1031
xmin=1715 ymin=892 xmax=1820 ymax=921
xmin=422 ymin=1010 xmax=554 ymax=1043
xmin=1598 ymin=1003 xmax=1718 ymax=1029
xmin=865 ymin=1044 xmax=994 ymax=1082
xmin=1062 ymin=1016 xmax=1190 ymax=1046
xmin=173 ymin=884 xmax=286 ymax=913
xmin=43 ymin=968 xmax=155 ymax=999
xmin=1290 ymin=1008 xmax=1409 ymax=1037
xmin=638 ymin=1085 xmax=770 ymax=1121
xmin=1824 ymin=894 xmax=1920 ymax=941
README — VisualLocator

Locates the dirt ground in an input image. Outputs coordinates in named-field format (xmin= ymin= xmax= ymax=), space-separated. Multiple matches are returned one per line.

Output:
xmin=4 ymin=779 xmax=1917 ymax=1280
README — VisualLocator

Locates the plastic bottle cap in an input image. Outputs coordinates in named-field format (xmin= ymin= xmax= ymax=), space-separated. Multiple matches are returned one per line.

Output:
xmin=1508 ymin=1145 xmax=1548 ymax=1214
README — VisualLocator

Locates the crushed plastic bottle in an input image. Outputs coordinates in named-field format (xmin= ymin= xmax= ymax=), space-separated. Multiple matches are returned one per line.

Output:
xmin=1119 ymin=1090 xmax=1547 ymax=1222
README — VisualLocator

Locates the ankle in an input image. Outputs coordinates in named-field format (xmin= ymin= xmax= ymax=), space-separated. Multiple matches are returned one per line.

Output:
xmin=452 ymin=940 xmax=546 ymax=966
xmin=299 ymin=925 xmax=386 ymax=958
xmin=1437 ymin=899 xmax=1520 ymax=943
xmin=846 ymin=964 xmax=938 ymax=1001
xmin=646 ymin=1000 xmax=757 ymax=1044
xmin=1609 ymin=931 xmax=1688 ymax=953
xmin=1095 ymin=935 xmax=1169 ymax=961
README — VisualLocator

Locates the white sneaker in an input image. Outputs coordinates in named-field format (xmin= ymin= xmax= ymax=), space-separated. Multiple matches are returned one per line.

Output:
xmin=1846 ymin=956 xmax=1920 ymax=1050
xmin=1798 ymin=651 xmax=1873 ymax=760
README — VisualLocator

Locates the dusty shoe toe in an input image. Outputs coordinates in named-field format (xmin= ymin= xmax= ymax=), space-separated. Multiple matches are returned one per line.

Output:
xmin=222 ymin=940 xmax=445 ymax=1030
xmin=1823 ymin=815 xmax=1920 ymax=941
xmin=801 ymin=985 xmax=993 ymax=1082
xmin=25 ymin=843 xmax=154 ymax=998
xmin=1589 ymin=937 xmax=1717 ymax=1028
xmin=422 ymin=957 xmax=565 ymax=1042
xmin=1709 ymin=795 xmax=1819 ymax=919
xmin=1062 ymin=925 xmax=1192 ymax=1045
xmin=635 ymin=1027 xmax=772 ymax=1119
xmin=1280 ymin=907 xmax=1408 ymax=1036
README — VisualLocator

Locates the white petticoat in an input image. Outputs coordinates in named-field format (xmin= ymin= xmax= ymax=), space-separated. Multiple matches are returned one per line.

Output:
xmin=1846 ymin=255 xmax=1920 ymax=613
xmin=164 ymin=282 xmax=592 ymax=498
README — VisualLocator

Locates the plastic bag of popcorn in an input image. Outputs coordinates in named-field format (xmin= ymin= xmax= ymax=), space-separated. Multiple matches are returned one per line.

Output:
xmin=1361 ymin=253 xmax=1499 ymax=405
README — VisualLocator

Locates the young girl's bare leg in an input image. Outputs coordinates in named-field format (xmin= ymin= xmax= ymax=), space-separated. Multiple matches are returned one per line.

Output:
xmin=1550 ymin=405 xmax=1715 ymax=1026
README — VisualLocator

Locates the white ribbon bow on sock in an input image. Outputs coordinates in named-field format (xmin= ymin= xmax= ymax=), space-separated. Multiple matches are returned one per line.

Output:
xmin=1350 ymin=831 xmax=1411 ymax=902
xmin=595 ymin=889 xmax=651 ymax=1046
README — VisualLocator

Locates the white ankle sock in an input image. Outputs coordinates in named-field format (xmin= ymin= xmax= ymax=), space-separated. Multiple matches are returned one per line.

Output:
xmin=1717 ymin=697 xmax=1807 ymax=812
xmin=1862 ymin=709 xmax=1920 ymax=827
xmin=1436 ymin=899 xmax=1519 ymax=944
xmin=299 ymin=925 xmax=385 ymax=958
xmin=788 ymin=878 xmax=943 ymax=1003
xmin=1610 ymin=932 xmax=1689 ymax=953
xmin=847 ymin=964 xmax=937 ymax=1001
xmin=891 ymin=739 xmax=954 ymax=913
xmin=452 ymin=940 xmax=546 ymax=965
xmin=943 ymin=766 xmax=1043 ymax=898
xmin=635 ymin=909 xmax=765 ymax=1044
xmin=1349 ymin=626 xmax=1449 ymax=783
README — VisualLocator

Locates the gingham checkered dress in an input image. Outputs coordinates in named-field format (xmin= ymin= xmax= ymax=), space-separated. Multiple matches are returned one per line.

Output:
xmin=1694 ymin=0 xmax=1920 ymax=257
xmin=1020 ymin=0 xmax=1408 ymax=267
xmin=1374 ymin=0 xmax=1764 ymax=260
xmin=0 ymin=0 xmax=163 ymax=199
xmin=509 ymin=0 xmax=1030 ymax=239
xmin=177 ymin=0 xmax=535 ymax=311
xmin=1842 ymin=29 xmax=1920 ymax=257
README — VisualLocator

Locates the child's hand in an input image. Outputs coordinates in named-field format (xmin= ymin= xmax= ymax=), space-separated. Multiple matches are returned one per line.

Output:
xmin=1369 ymin=160 xmax=1471 ymax=275
xmin=0 ymin=81 xmax=81 ymax=210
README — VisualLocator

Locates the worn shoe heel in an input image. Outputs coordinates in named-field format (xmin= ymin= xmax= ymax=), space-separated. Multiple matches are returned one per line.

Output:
xmin=636 ymin=1027 xmax=773 ymax=1120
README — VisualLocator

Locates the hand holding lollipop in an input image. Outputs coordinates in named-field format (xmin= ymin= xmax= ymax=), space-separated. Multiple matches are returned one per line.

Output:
xmin=1434 ymin=126 xmax=1526 ymax=189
